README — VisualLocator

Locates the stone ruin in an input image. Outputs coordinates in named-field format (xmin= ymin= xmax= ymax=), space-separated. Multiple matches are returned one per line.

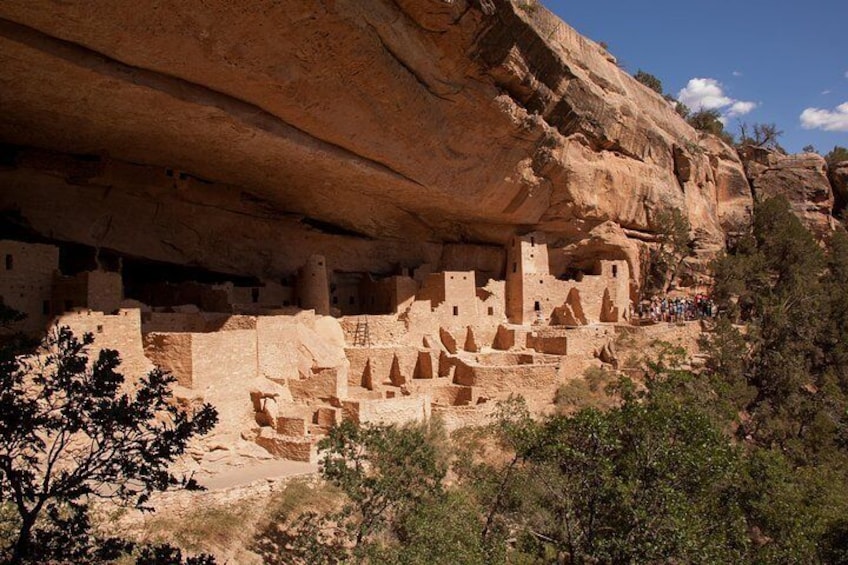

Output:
xmin=0 ymin=233 xmax=674 ymax=464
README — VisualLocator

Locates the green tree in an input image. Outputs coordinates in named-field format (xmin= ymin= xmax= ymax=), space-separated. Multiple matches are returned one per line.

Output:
xmin=487 ymin=382 xmax=750 ymax=563
xmin=674 ymin=100 xmax=691 ymax=119
xmin=644 ymin=208 xmax=692 ymax=293
xmin=708 ymin=196 xmax=848 ymax=468
xmin=687 ymin=108 xmax=734 ymax=144
xmin=634 ymin=70 xmax=662 ymax=94
xmin=825 ymin=145 xmax=848 ymax=167
xmin=0 ymin=326 xmax=218 ymax=563
xmin=277 ymin=421 xmax=452 ymax=563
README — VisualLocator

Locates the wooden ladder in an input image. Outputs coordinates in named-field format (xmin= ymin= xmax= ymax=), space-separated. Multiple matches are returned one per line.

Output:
xmin=353 ymin=316 xmax=371 ymax=347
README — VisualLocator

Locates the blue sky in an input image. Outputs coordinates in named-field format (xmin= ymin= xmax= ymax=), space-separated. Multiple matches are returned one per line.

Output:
xmin=542 ymin=0 xmax=848 ymax=153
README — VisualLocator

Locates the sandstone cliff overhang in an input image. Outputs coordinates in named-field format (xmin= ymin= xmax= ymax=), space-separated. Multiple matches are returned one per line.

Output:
xmin=0 ymin=0 xmax=751 ymax=280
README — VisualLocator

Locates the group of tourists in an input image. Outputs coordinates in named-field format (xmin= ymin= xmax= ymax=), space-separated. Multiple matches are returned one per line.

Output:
xmin=634 ymin=294 xmax=717 ymax=323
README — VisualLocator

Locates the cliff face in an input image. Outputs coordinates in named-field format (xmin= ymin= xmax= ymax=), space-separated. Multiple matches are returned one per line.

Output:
xmin=0 ymin=0 xmax=752 ymax=282
xmin=740 ymin=147 xmax=837 ymax=238
xmin=830 ymin=161 xmax=848 ymax=222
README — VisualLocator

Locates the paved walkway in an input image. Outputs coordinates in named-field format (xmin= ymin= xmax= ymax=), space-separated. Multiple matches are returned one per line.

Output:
xmin=201 ymin=459 xmax=318 ymax=490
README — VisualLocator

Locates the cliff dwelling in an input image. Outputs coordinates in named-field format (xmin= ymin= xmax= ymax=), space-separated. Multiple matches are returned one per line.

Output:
xmin=0 ymin=229 xmax=702 ymax=464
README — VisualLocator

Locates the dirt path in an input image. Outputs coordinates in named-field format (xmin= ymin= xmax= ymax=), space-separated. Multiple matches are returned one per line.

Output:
xmin=200 ymin=459 xmax=318 ymax=490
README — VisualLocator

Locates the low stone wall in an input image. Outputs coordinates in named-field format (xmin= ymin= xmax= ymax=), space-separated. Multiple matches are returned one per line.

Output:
xmin=492 ymin=324 xmax=533 ymax=350
xmin=289 ymin=367 xmax=347 ymax=402
xmin=433 ymin=404 xmax=496 ymax=432
xmin=560 ymin=325 xmax=616 ymax=357
xmin=527 ymin=327 xmax=569 ymax=355
xmin=255 ymin=431 xmax=315 ymax=463
xmin=345 ymin=345 xmax=431 ymax=388
xmin=453 ymin=358 xmax=558 ymax=397
xmin=342 ymin=394 xmax=431 ymax=426
xmin=429 ymin=385 xmax=475 ymax=407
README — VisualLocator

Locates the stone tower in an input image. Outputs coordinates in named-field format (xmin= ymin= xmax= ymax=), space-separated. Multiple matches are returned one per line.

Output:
xmin=505 ymin=232 xmax=550 ymax=324
xmin=298 ymin=254 xmax=330 ymax=315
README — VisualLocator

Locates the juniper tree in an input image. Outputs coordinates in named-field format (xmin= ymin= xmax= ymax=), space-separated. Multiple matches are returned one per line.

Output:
xmin=0 ymin=325 xmax=218 ymax=563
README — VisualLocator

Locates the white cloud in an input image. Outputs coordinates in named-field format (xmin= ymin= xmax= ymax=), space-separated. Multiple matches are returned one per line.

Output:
xmin=727 ymin=101 xmax=757 ymax=117
xmin=845 ymin=70 xmax=848 ymax=78
xmin=732 ymin=70 xmax=743 ymax=77
xmin=822 ymin=89 xmax=832 ymax=95
xmin=800 ymin=102 xmax=848 ymax=132
xmin=677 ymin=77 xmax=757 ymax=119
xmin=678 ymin=78 xmax=732 ymax=110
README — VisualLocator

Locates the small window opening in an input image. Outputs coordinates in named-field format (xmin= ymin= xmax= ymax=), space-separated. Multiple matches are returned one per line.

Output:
xmin=512 ymin=262 xmax=517 ymax=273
xmin=488 ymin=306 xmax=494 ymax=316
xmin=540 ymin=279 xmax=544 ymax=285
xmin=5 ymin=254 xmax=12 ymax=270
xmin=612 ymin=265 xmax=618 ymax=278
xmin=534 ymin=301 xmax=541 ymax=312
xmin=251 ymin=288 xmax=260 ymax=303
xmin=96 ymin=325 xmax=104 ymax=334
xmin=453 ymin=306 xmax=459 ymax=316
xmin=318 ymin=261 xmax=323 ymax=266
xmin=531 ymin=236 xmax=535 ymax=247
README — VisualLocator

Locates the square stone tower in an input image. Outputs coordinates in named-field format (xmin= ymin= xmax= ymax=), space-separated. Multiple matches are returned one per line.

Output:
xmin=505 ymin=232 xmax=551 ymax=324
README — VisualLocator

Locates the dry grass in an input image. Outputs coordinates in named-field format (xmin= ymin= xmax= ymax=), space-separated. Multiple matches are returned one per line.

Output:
xmin=554 ymin=366 xmax=619 ymax=413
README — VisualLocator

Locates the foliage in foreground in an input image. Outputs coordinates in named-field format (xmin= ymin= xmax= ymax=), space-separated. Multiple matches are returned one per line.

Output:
xmin=263 ymin=199 xmax=848 ymax=562
xmin=0 ymin=323 xmax=219 ymax=564
xmin=261 ymin=420 xmax=498 ymax=564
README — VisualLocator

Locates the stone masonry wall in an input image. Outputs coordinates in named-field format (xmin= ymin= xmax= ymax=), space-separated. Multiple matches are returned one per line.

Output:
xmin=58 ymin=309 xmax=153 ymax=379
xmin=0 ymin=239 xmax=59 ymax=334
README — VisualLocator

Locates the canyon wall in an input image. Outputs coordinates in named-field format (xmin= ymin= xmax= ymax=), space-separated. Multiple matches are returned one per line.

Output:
xmin=0 ymin=0 xmax=831 ymax=283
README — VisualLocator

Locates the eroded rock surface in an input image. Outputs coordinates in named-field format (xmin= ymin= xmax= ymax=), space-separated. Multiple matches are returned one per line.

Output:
xmin=829 ymin=161 xmax=848 ymax=221
xmin=740 ymin=147 xmax=835 ymax=238
xmin=0 ymin=0 xmax=752 ymax=282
